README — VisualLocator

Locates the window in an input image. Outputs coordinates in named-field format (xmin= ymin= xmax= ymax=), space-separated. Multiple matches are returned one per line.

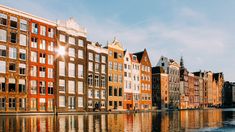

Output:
xmin=20 ymin=19 xmax=27 ymax=31
xmin=40 ymin=26 xmax=46 ymax=36
xmin=48 ymin=42 xmax=54 ymax=51
xmin=8 ymin=78 xmax=16 ymax=92
xmin=119 ymin=88 xmax=122 ymax=96
xmin=40 ymin=81 xmax=46 ymax=95
xmin=109 ymin=62 xmax=112 ymax=69
xmin=10 ymin=32 xmax=17 ymax=43
xmin=19 ymin=64 xmax=26 ymax=75
xmin=101 ymin=76 xmax=106 ymax=88
xmin=59 ymin=61 xmax=65 ymax=76
xmin=88 ymin=74 xmax=93 ymax=86
xmin=78 ymin=49 xmax=83 ymax=59
xmin=119 ymin=101 xmax=122 ymax=106
xmin=78 ymin=97 xmax=83 ymax=107
xmin=95 ymin=54 xmax=100 ymax=62
xmin=19 ymin=49 xmax=26 ymax=60
xmin=40 ymin=40 xmax=46 ymax=50
xmin=118 ymin=75 xmax=123 ymax=83
xmin=31 ymin=37 xmax=37 ymax=48
xmin=0 ymin=45 xmax=6 ymax=57
xmin=48 ymin=28 xmax=54 ymax=38
xmin=32 ymin=23 xmax=38 ymax=34
xmin=95 ymin=90 xmax=100 ymax=99
xmin=48 ymin=68 xmax=53 ymax=78
xmin=113 ymin=74 xmax=118 ymax=82
xmin=48 ymin=99 xmax=53 ymax=110
xmin=78 ymin=64 xmax=84 ymax=78
xmin=39 ymin=53 xmax=46 ymax=64
xmin=40 ymin=98 xmax=46 ymax=110
xmin=9 ymin=63 xmax=16 ymax=71
xmin=0 ymin=78 xmax=5 ymax=92
xmin=78 ymin=81 xmax=83 ymax=94
xmin=109 ymin=86 xmax=112 ymax=96
xmin=0 ymin=98 xmax=5 ymax=109
xmin=39 ymin=67 xmax=46 ymax=77
xmin=68 ymin=96 xmax=75 ymax=109
xmin=30 ymin=98 xmax=37 ymax=110
xmin=88 ymin=62 xmax=93 ymax=71
xmin=19 ymin=98 xmax=26 ymax=109
xmin=19 ymin=79 xmax=26 ymax=93
xmin=101 ymin=90 xmax=106 ymax=99
xmin=68 ymin=63 xmax=75 ymax=77
xmin=95 ymin=75 xmax=99 ymax=87
xmin=68 ymin=80 xmax=75 ymax=94
xmin=114 ymin=52 xmax=118 ymax=59
xmin=59 ymin=96 xmax=65 ymax=107
xmin=20 ymin=34 xmax=27 ymax=46
xmin=31 ymin=51 xmax=37 ymax=62
xmin=109 ymin=51 xmax=112 ymax=56
xmin=30 ymin=66 xmax=37 ymax=77
xmin=101 ymin=65 xmax=106 ymax=74
xmin=78 ymin=39 xmax=84 ymax=47
xmin=88 ymin=89 xmax=93 ymax=98
xmin=0 ymin=13 xmax=7 ymax=26
xmin=69 ymin=37 xmax=75 ymax=44
xmin=95 ymin=64 xmax=99 ymax=73
xmin=109 ymin=74 xmax=112 ymax=82
xmin=48 ymin=82 xmax=53 ymax=95
xmin=10 ymin=16 xmax=17 ymax=28
xmin=30 ymin=80 xmax=37 ymax=94
xmin=101 ymin=56 xmax=106 ymax=63
xmin=59 ymin=34 xmax=66 ymax=42
xmin=48 ymin=55 xmax=53 ymax=65
xmin=9 ymin=47 xmax=17 ymax=59
xmin=114 ymin=88 xmax=117 ymax=96
xmin=59 ymin=80 xmax=65 ymax=93
xmin=9 ymin=98 xmax=16 ymax=109
xmin=109 ymin=101 xmax=112 ymax=106
xmin=118 ymin=64 xmax=123 ymax=71
xmin=89 ymin=53 xmax=93 ymax=60
xmin=68 ymin=48 xmax=75 ymax=57
xmin=0 ymin=29 xmax=6 ymax=42
xmin=114 ymin=63 xmax=118 ymax=70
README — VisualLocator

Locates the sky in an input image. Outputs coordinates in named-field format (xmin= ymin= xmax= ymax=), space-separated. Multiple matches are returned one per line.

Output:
xmin=1 ymin=0 xmax=235 ymax=81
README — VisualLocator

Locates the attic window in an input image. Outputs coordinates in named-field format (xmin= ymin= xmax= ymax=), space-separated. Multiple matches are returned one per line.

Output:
xmin=114 ymin=52 xmax=118 ymax=59
xmin=133 ymin=56 xmax=137 ymax=61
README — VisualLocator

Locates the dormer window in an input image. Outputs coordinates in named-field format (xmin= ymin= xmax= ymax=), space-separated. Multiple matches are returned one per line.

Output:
xmin=133 ymin=56 xmax=137 ymax=61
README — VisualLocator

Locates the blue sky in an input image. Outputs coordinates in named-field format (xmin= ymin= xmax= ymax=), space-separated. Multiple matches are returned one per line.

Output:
xmin=1 ymin=0 xmax=235 ymax=81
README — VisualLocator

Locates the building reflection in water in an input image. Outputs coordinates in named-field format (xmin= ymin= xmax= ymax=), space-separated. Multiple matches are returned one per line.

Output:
xmin=0 ymin=109 xmax=227 ymax=131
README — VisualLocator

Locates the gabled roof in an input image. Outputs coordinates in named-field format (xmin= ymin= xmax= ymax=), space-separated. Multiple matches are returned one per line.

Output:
xmin=105 ymin=37 xmax=124 ymax=51
xmin=213 ymin=72 xmax=224 ymax=82
xmin=133 ymin=50 xmax=145 ymax=62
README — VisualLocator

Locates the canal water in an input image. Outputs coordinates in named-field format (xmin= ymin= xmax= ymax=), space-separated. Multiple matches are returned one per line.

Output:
xmin=0 ymin=109 xmax=235 ymax=131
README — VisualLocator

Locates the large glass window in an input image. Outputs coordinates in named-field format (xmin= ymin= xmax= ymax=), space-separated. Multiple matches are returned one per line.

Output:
xmin=40 ymin=26 xmax=46 ymax=36
xmin=68 ymin=63 xmax=75 ymax=77
xmin=31 ymin=23 xmax=38 ymax=34
xmin=40 ymin=81 xmax=46 ymax=95
xmin=0 ymin=61 xmax=6 ymax=73
xmin=59 ymin=79 xmax=65 ymax=93
xmin=20 ymin=19 xmax=27 ymax=31
xmin=30 ymin=80 xmax=37 ymax=94
xmin=59 ymin=61 xmax=65 ymax=76
xmin=31 ymin=51 xmax=37 ymax=62
xmin=78 ymin=49 xmax=83 ymax=59
xmin=0 ymin=78 xmax=5 ymax=92
xmin=9 ymin=47 xmax=17 ymax=59
xmin=0 ymin=45 xmax=6 ymax=57
xmin=20 ymin=34 xmax=27 ymax=46
xmin=0 ymin=29 xmax=6 ymax=42
xmin=59 ymin=34 xmax=66 ymax=42
xmin=10 ymin=32 xmax=17 ymax=43
xmin=19 ymin=79 xmax=26 ymax=93
xmin=59 ymin=96 xmax=65 ymax=107
xmin=19 ymin=49 xmax=26 ymax=60
xmin=48 ymin=68 xmax=53 ymax=78
xmin=78 ymin=64 xmax=84 ymax=78
xmin=68 ymin=48 xmax=75 ymax=57
xmin=10 ymin=16 xmax=17 ymax=28
xmin=48 ymin=82 xmax=53 ymax=95
xmin=0 ymin=13 xmax=7 ymax=26
xmin=78 ymin=81 xmax=83 ymax=94
xmin=68 ymin=80 xmax=75 ymax=94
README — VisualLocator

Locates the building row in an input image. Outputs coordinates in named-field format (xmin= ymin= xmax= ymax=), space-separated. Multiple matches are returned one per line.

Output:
xmin=152 ymin=56 xmax=224 ymax=109
xmin=0 ymin=5 xmax=152 ymax=113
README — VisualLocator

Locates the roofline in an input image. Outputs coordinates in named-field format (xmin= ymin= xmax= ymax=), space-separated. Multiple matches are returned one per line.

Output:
xmin=0 ymin=4 xmax=56 ymax=26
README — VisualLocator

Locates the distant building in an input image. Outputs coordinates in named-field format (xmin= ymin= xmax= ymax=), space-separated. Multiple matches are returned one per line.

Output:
xmin=157 ymin=56 xmax=180 ymax=109
xmin=105 ymin=38 xmax=124 ymax=111
xmin=134 ymin=49 xmax=152 ymax=110
xmin=222 ymin=81 xmax=235 ymax=107
xmin=152 ymin=66 xmax=169 ymax=109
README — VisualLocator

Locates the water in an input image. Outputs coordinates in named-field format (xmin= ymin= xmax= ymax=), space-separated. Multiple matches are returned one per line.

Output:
xmin=0 ymin=109 xmax=235 ymax=131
